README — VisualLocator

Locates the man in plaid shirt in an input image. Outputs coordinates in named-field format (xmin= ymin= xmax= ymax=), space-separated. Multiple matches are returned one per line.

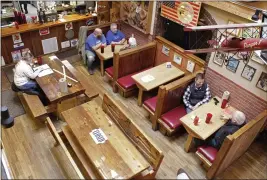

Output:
xmin=183 ymin=73 xmax=211 ymax=113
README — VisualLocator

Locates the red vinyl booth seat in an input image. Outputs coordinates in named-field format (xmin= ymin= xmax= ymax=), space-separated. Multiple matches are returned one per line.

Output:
xmin=117 ymin=73 xmax=137 ymax=89
xmin=143 ymin=96 xmax=157 ymax=112
xmin=197 ymin=146 xmax=218 ymax=163
xmin=117 ymin=67 xmax=152 ymax=90
xmin=105 ymin=66 xmax=114 ymax=77
xmin=160 ymin=105 xmax=187 ymax=129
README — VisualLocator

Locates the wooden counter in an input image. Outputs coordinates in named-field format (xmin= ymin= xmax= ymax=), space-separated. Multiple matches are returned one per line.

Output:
xmin=1 ymin=14 xmax=93 ymax=37
xmin=1 ymin=14 xmax=96 ymax=65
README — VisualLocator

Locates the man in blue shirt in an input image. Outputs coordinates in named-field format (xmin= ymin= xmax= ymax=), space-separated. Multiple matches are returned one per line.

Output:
xmin=106 ymin=23 xmax=126 ymax=45
xmin=85 ymin=28 xmax=106 ymax=75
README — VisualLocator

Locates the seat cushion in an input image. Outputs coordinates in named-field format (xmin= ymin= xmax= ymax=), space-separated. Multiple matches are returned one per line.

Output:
xmin=143 ymin=96 xmax=157 ymax=112
xmin=197 ymin=146 xmax=218 ymax=163
xmin=161 ymin=105 xmax=187 ymax=129
xmin=117 ymin=74 xmax=136 ymax=90
xmin=105 ymin=66 xmax=114 ymax=77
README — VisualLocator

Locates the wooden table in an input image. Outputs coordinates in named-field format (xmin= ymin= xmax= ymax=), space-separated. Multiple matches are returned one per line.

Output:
xmin=180 ymin=97 xmax=236 ymax=152
xmin=95 ymin=42 xmax=128 ymax=76
xmin=132 ymin=63 xmax=185 ymax=106
xmin=61 ymin=100 xmax=150 ymax=179
xmin=36 ymin=54 xmax=85 ymax=104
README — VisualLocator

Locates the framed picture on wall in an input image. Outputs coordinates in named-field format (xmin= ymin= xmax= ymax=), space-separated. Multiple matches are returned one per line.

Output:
xmin=226 ymin=57 xmax=239 ymax=73
xmin=186 ymin=60 xmax=195 ymax=72
xmin=162 ymin=45 xmax=170 ymax=56
xmin=256 ymin=72 xmax=267 ymax=92
xmin=251 ymin=51 xmax=265 ymax=65
xmin=173 ymin=53 xmax=182 ymax=65
xmin=213 ymin=51 xmax=225 ymax=66
xmin=241 ymin=65 xmax=257 ymax=81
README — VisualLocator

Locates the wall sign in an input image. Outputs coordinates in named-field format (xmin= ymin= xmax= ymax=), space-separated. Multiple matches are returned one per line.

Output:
xmin=39 ymin=28 xmax=50 ymax=36
xmin=256 ymin=72 xmax=267 ymax=92
xmin=11 ymin=50 xmax=22 ymax=62
xmin=12 ymin=33 xmax=22 ymax=44
xmin=70 ymin=39 xmax=78 ymax=47
xmin=65 ymin=22 xmax=73 ymax=30
xmin=173 ymin=53 xmax=182 ymax=65
xmin=186 ymin=60 xmax=195 ymax=72
xmin=162 ymin=45 xmax=170 ymax=56
xmin=61 ymin=41 xmax=70 ymax=49
xmin=161 ymin=1 xmax=201 ymax=27
xmin=13 ymin=43 xmax=24 ymax=49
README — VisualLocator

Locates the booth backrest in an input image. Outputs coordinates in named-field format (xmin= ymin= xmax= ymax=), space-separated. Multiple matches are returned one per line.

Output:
xmin=113 ymin=42 xmax=156 ymax=81
xmin=86 ymin=22 xmax=121 ymax=36
xmin=152 ymin=71 xmax=203 ymax=129
xmin=102 ymin=94 xmax=164 ymax=172
xmin=207 ymin=110 xmax=267 ymax=179
xmin=154 ymin=36 xmax=205 ymax=74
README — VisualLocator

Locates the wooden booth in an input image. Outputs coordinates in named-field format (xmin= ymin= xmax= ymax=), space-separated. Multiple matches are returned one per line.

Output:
xmin=196 ymin=110 xmax=267 ymax=179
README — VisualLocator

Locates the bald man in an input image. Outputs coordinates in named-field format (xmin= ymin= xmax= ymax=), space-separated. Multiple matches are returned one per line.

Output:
xmin=85 ymin=28 xmax=107 ymax=75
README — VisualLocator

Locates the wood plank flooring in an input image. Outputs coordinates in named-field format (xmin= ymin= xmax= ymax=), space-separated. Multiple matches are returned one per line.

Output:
xmin=2 ymin=59 xmax=267 ymax=179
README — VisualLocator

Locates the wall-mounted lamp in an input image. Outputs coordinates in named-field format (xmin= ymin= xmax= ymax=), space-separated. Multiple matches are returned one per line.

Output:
xmin=251 ymin=9 xmax=262 ymax=21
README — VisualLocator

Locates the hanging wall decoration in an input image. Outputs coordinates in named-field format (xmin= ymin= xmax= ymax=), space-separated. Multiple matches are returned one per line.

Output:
xmin=173 ymin=53 xmax=182 ymax=65
xmin=12 ymin=33 xmax=22 ymax=44
xmin=161 ymin=1 xmax=201 ymax=27
xmin=241 ymin=64 xmax=256 ymax=81
xmin=65 ymin=22 xmax=73 ymax=30
xmin=162 ymin=45 xmax=170 ymax=56
xmin=256 ymin=72 xmax=267 ymax=92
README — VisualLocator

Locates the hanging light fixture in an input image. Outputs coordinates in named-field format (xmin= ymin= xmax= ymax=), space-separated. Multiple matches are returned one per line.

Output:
xmin=251 ymin=10 xmax=262 ymax=21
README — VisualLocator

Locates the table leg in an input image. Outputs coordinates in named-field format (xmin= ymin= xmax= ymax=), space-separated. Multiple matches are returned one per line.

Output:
xmin=100 ymin=60 xmax=104 ymax=76
xmin=184 ymin=134 xmax=194 ymax=153
xmin=137 ymin=88 xmax=144 ymax=106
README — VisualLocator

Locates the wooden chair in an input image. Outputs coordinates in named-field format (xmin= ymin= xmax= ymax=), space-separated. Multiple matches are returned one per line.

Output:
xmin=111 ymin=42 xmax=157 ymax=97
xmin=195 ymin=110 xmax=267 ymax=179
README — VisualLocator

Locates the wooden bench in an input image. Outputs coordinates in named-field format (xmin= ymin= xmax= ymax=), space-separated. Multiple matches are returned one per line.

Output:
xmin=110 ymin=42 xmax=157 ymax=97
xmin=46 ymin=94 xmax=164 ymax=179
xmin=18 ymin=93 xmax=47 ymax=120
xmin=195 ymin=110 xmax=267 ymax=179
xmin=61 ymin=60 xmax=99 ymax=100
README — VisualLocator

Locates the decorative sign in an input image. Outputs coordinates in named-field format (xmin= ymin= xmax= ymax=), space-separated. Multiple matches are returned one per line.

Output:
xmin=186 ymin=60 xmax=195 ymax=72
xmin=65 ymin=22 xmax=73 ymax=30
xmin=12 ymin=33 xmax=22 ymax=44
xmin=21 ymin=48 xmax=30 ymax=57
xmin=90 ymin=129 xmax=108 ymax=144
xmin=39 ymin=28 xmax=50 ymax=36
xmin=256 ymin=72 xmax=267 ymax=92
xmin=162 ymin=45 xmax=170 ymax=56
xmin=11 ymin=50 xmax=22 ymax=62
xmin=61 ymin=41 xmax=70 ymax=49
xmin=70 ymin=38 xmax=78 ymax=47
xmin=13 ymin=42 xmax=24 ymax=49
xmin=173 ymin=53 xmax=182 ymax=65
xmin=161 ymin=1 xmax=201 ymax=27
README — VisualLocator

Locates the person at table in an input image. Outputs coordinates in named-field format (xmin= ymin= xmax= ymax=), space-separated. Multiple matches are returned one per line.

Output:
xmin=85 ymin=28 xmax=107 ymax=75
xmin=106 ymin=23 xmax=126 ymax=45
xmin=13 ymin=51 xmax=43 ymax=95
xmin=195 ymin=110 xmax=246 ymax=150
xmin=183 ymin=73 xmax=211 ymax=114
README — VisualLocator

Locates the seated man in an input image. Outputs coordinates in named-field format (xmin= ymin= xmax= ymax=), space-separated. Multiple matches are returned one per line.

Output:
xmin=13 ymin=51 xmax=43 ymax=95
xmin=85 ymin=28 xmax=107 ymax=75
xmin=195 ymin=110 xmax=246 ymax=150
xmin=183 ymin=73 xmax=211 ymax=114
xmin=106 ymin=23 xmax=125 ymax=45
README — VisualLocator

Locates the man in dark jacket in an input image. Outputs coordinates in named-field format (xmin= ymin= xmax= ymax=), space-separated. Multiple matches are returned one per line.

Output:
xmin=195 ymin=110 xmax=246 ymax=150
xmin=183 ymin=73 xmax=211 ymax=114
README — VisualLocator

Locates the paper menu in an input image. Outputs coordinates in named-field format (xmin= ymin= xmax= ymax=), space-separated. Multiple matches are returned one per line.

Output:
xmin=141 ymin=74 xmax=155 ymax=83
xmin=33 ymin=64 xmax=53 ymax=77
xmin=89 ymin=129 xmax=108 ymax=144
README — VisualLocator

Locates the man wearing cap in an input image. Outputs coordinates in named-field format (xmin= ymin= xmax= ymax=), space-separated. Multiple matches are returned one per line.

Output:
xmin=195 ymin=110 xmax=246 ymax=150
xmin=85 ymin=28 xmax=107 ymax=75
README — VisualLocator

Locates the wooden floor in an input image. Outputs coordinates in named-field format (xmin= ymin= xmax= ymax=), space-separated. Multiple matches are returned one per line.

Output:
xmin=2 ymin=71 xmax=11 ymax=91
xmin=2 ymin=59 xmax=267 ymax=179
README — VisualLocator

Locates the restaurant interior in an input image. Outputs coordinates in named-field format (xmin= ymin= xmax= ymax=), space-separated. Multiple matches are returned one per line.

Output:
xmin=1 ymin=1 xmax=267 ymax=179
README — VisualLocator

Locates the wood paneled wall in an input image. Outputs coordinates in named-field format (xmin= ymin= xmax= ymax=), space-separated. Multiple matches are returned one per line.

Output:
xmin=154 ymin=36 xmax=205 ymax=74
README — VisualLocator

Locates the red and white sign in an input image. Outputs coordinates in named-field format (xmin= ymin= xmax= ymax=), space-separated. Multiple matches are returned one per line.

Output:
xmin=39 ymin=28 xmax=50 ymax=36
xmin=65 ymin=22 xmax=73 ymax=31
xmin=161 ymin=1 xmax=201 ymax=27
